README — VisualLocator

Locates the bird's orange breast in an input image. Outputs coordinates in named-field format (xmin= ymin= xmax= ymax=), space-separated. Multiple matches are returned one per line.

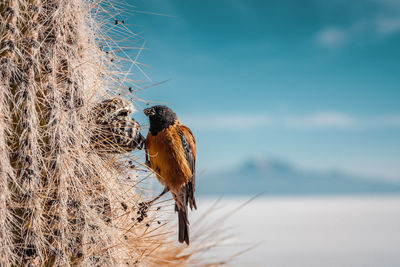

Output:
xmin=146 ymin=125 xmax=192 ymax=190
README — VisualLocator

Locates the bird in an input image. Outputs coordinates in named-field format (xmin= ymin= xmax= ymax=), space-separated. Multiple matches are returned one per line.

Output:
xmin=91 ymin=97 xmax=145 ymax=153
xmin=143 ymin=105 xmax=197 ymax=245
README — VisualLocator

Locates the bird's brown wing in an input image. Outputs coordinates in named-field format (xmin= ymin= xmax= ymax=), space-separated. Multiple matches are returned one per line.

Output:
xmin=177 ymin=123 xmax=197 ymax=210
xmin=145 ymin=127 xmax=191 ymax=188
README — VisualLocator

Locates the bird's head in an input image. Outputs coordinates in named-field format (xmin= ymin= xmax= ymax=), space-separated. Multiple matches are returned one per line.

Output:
xmin=144 ymin=105 xmax=177 ymax=135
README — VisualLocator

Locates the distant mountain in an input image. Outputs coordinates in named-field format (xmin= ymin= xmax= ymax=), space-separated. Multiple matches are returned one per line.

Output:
xmin=197 ymin=157 xmax=400 ymax=196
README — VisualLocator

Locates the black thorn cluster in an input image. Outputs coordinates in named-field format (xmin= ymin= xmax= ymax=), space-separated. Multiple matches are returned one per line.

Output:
xmin=129 ymin=160 xmax=135 ymax=169
xmin=136 ymin=202 xmax=149 ymax=222
xmin=115 ymin=19 xmax=125 ymax=25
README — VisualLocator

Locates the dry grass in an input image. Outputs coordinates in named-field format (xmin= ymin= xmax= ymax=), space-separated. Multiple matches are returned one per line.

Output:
xmin=0 ymin=0 xmax=231 ymax=266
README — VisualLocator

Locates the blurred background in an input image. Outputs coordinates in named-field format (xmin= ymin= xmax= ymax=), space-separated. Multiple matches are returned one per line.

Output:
xmin=120 ymin=0 xmax=400 ymax=266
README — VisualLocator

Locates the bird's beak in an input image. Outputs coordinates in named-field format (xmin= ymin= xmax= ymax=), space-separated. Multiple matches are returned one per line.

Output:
xmin=144 ymin=108 xmax=155 ymax=116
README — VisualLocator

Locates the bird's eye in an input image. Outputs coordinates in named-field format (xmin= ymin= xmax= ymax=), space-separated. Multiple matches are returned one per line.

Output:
xmin=119 ymin=111 xmax=128 ymax=116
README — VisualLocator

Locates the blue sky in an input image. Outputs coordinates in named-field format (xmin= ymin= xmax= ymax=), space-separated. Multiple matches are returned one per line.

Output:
xmin=120 ymin=0 xmax=400 ymax=180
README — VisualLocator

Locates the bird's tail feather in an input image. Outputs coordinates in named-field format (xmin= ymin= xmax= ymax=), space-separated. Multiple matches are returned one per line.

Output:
xmin=178 ymin=206 xmax=189 ymax=245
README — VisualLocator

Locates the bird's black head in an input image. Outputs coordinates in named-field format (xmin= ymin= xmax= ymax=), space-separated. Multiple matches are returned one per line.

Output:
xmin=144 ymin=105 xmax=177 ymax=135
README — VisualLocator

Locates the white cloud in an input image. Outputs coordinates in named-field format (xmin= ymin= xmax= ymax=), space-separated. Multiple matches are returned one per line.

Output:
xmin=283 ymin=112 xmax=400 ymax=130
xmin=315 ymin=15 xmax=400 ymax=48
xmin=369 ymin=0 xmax=400 ymax=10
xmin=367 ymin=114 xmax=400 ymax=128
xmin=182 ymin=111 xmax=400 ymax=131
xmin=315 ymin=27 xmax=347 ymax=47
xmin=375 ymin=17 xmax=400 ymax=35
xmin=284 ymin=112 xmax=355 ymax=129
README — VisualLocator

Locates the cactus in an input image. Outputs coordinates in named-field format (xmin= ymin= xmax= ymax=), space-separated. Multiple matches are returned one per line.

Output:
xmin=0 ymin=0 xmax=125 ymax=265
